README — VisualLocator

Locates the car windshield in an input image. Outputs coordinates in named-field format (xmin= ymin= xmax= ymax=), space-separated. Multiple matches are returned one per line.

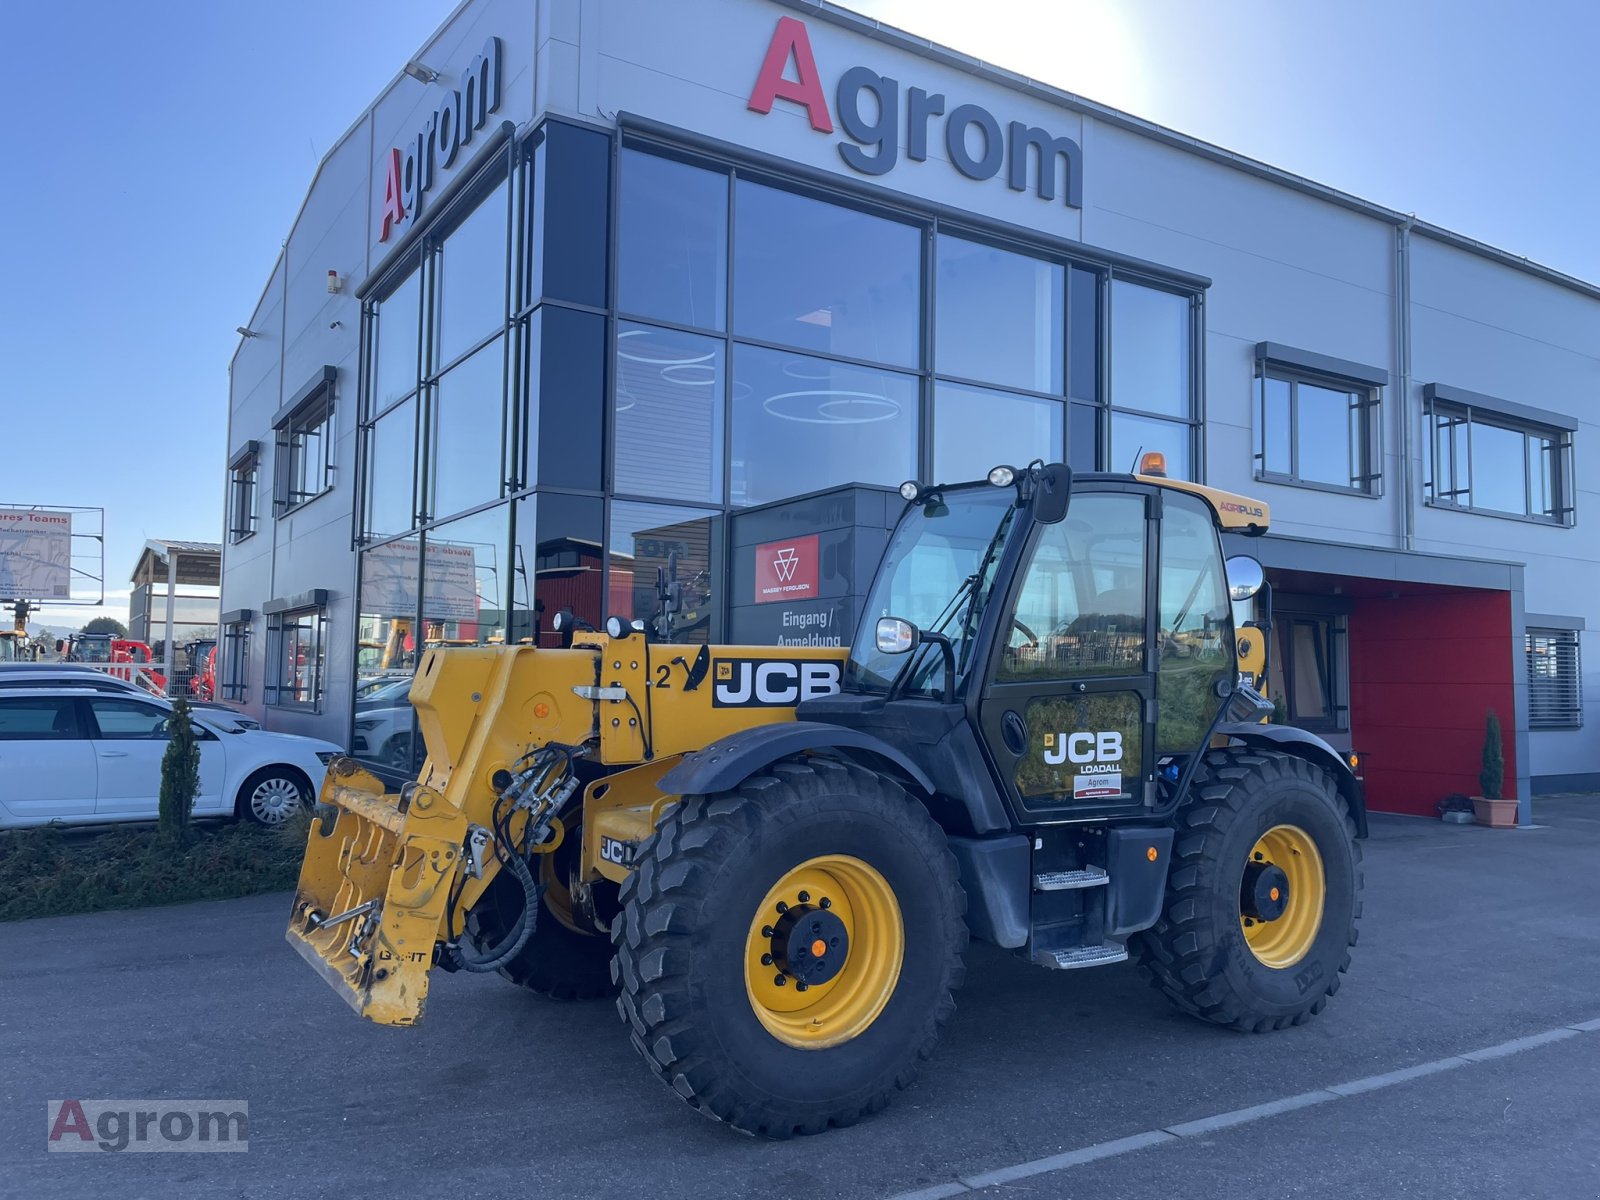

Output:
xmin=846 ymin=487 xmax=1019 ymax=697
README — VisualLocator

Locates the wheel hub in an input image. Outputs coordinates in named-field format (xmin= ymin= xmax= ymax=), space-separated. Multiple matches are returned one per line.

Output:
xmin=771 ymin=905 xmax=848 ymax=986
xmin=1240 ymin=860 xmax=1291 ymax=921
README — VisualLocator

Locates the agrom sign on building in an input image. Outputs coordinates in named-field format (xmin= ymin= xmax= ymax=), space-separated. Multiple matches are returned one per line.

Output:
xmin=748 ymin=16 xmax=1083 ymax=207
xmin=379 ymin=37 xmax=505 ymax=242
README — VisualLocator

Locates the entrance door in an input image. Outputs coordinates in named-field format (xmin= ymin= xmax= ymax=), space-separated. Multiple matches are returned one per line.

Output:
xmin=978 ymin=489 xmax=1156 ymax=822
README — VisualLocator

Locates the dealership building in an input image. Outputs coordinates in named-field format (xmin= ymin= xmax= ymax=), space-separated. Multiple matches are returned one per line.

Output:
xmin=220 ymin=0 xmax=1596 ymax=815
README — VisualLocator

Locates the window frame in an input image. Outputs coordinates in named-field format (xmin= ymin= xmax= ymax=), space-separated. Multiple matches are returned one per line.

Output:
xmin=265 ymin=607 xmax=327 ymax=711
xmin=220 ymin=621 xmax=251 ymax=702
xmin=274 ymin=370 xmax=338 ymax=515
xmin=1253 ymin=364 xmax=1382 ymax=496
xmin=1424 ymin=393 xmax=1575 ymax=525
xmin=228 ymin=447 xmax=260 ymax=542
xmin=1526 ymin=627 xmax=1582 ymax=730
xmin=1271 ymin=612 xmax=1348 ymax=734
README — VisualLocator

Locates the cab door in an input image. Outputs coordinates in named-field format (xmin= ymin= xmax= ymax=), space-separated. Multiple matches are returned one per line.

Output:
xmin=976 ymin=488 xmax=1157 ymax=823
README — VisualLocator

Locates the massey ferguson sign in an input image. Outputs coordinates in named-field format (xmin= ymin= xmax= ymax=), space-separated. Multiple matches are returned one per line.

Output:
xmin=379 ymin=37 xmax=504 ymax=242
xmin=748 ymin=17 xmax=1082 ymax=208
xmin=754 ymin=534 xmax=820 ymax=604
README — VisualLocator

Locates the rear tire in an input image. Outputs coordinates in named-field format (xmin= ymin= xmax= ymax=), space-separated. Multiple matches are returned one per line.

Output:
xmin=1134 ymin=747 xmax=1362 ymax=1031
xmin=612 ymin=757 xmax=967 ymax=1137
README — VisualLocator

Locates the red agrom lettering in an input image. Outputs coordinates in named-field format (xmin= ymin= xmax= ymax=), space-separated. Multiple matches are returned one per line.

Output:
xmin=379 ymin=148 xmax=406 ymax=243
xmin=748 ymin=16 xmax=834 ymax=133
xmin=49 ymin=1100 xmax=93 ymax=1142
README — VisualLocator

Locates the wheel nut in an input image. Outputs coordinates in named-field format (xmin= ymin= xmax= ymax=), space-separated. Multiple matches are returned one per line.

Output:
xmin=819 ymin=897 xmax=832 ymax=909
xmin=762 ymin=925 xmax=774 ymax=937
xmin=795 ymin=981 xmax=808 ymax=992
xmin=797 ymin=891 xmax=810 ymax=903
xmin=775 ymin=901 xmax=789 ymax=914
xmin=774 ymin=974 xmax=787 ymax=987
xmin=760 ymin=953 xmax=773 ymax=966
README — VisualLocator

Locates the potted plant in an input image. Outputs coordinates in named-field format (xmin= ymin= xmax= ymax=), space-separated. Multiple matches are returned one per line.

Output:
xmin=1472 ymin=710 xmax=1517 ymax=828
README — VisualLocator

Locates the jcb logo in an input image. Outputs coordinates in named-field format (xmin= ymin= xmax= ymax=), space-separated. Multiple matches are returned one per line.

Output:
xmin=712 ymin=658 xmax=842 ymax=708
xmin=1042 ymin=731 xmax=1123 ymax=766
xmin=599 ymin=837 xmax=634 ymax=867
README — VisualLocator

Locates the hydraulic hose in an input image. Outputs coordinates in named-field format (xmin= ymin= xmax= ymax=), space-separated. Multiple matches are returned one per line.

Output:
xmin=443 ymin=847 xmax=541 ymax=973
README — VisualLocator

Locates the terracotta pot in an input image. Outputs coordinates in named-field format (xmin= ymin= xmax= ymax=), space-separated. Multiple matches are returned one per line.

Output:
xmin=1472 ymin=796 xmax=1518 ymax=828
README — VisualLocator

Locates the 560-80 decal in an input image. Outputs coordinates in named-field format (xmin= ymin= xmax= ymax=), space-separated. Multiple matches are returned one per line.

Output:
xmin=711 ymin=658 xmax=842 ymax=708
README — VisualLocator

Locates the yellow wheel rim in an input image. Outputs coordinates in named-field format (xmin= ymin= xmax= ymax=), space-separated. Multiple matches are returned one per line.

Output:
xmin=1240 ymin=824 xmax=1326 ymax=969
xmin=743 ymin=855 xmax=904 ymax=1050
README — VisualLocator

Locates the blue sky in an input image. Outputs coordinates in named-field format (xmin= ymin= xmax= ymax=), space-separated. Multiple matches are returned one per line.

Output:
xmin=3 ymin=0 xmax=1594 ymax=627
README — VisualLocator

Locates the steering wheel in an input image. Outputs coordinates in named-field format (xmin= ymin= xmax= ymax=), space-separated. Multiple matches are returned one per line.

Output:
xmin=1011 ymin=617 xmax=1040 ymax=649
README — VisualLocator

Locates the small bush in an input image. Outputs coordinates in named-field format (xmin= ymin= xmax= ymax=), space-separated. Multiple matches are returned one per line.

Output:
xmin=158 ymin=697 xmax=201 ymax=839
xmin=1479 ymin=709 xmax=1504 ymax=800
xmin=0 ymin=815 xmax=310 ymax=922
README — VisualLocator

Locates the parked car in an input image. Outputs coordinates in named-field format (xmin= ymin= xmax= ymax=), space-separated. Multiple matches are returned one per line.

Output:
xmin=351 ymin=675 xmax=416 ymax=769
xmin=0 ymin=664 xmax=262 ymax=730
xmin=0 ymin=685 xmax=341 ymax=829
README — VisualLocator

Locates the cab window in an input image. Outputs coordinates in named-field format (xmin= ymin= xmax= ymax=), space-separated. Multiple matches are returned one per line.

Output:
xmin=998 ymin=492 xmax=1148 ymax=681
xmin=1155 ymin=492 xmax=1233 ymax=752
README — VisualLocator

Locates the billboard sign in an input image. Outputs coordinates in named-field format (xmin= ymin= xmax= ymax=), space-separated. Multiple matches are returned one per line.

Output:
xmin=0 ymin=509 xmax=72 ymax=599
xmin=361 ymin=539 xmax=480 ymax=622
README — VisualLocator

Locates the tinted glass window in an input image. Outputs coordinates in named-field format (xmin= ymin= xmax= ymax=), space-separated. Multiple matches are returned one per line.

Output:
xmin=526 ymin=306 xmax=605 ymax=492
xmin=1470 ymin=422 xmax=1527 ymax=515
xmin=1155 ymin=493 xmax=1232 ymax=752
xmin=609 ymin=501 xmax=723 ymax=643
xmin=431 ymin=337 xmax=505 ymax=520
xmin=374 ymin=269 xmax=421 ymax=410
xmin=618 ymin=151 xmax=727 ymax=330
xmin=0 ymin=697 xmax=80 ymax=739
xmin=935 ymin=236 xmax=1062 ymax=392
xmin=512 ymin=493 xmax=606 ymax=648
xmin=89 ymin=698 xmax=170 ymax=739
xmin=534 ymin=123 xmax=610 ymax=308
xmin=731 ymin=345 xmax=917 ymax=506
xmin=1068 ymin=402 xmax=1099 ymax=472
xmin=615 ymin=323 xmax=723 ymax=504
xmin=366 ymin=396 xmax=416 ymax=539
xmin=1111 ymin=281 xmax=1189 ymax=417
xmin=734 ymin=182 xmax=920 ymax=367
xmin=999 ymin=492 xmax=1147 ymax=681
xmin=437 ymin=181 xmax=509 ymax=369
xmin=932 ymin=381 xmax=1062 ymax=484
xmin=1068 ymin=267 xmax=1099 ymax=403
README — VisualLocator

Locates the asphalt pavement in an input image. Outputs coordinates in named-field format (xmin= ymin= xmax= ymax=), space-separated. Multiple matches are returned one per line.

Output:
xmin=3 ymin=797 xmax=1599 ymax=1199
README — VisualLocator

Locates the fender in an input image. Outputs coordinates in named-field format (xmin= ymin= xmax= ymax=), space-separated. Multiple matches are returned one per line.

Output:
xmin=1214 ymin=722 xmax=1368 ymax=838
xmin=656 ymin=721 xmax=937 ymax=799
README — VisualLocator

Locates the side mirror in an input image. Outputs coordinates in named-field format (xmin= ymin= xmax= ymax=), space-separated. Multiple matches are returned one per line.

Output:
xmin=1226 ymin=555 xmax=1266 ymax=601
xmin=1031 ymin=463 xmax=1073 ymax=525
xmin=875 ymin=616 xmax=919 ymax=655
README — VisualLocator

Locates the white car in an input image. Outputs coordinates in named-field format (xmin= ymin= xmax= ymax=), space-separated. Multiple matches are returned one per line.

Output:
xmin=0 ymin=664 xmax=264 ymax=730
xmin=0 ymin=686 xmax=342 ymax=829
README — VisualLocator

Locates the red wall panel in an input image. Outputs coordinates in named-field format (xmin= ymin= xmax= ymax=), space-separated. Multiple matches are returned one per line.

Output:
xmin=1346 ymin=590 xmax=1516 ymax=817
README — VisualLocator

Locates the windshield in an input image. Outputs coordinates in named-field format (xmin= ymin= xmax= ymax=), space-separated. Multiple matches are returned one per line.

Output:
xmin=846 ymin=487 xmax=1018 ymax=696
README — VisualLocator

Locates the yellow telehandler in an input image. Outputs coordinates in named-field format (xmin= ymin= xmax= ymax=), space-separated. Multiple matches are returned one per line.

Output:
xmin=288 ymin=458 xmax=1364 ymax=1136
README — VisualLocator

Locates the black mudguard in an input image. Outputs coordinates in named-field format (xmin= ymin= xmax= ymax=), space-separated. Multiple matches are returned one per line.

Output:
xmin=656 ymin=721 xmax=937 ymax=799
xmin=1213 ymin=722 xmax=1368 ymax=838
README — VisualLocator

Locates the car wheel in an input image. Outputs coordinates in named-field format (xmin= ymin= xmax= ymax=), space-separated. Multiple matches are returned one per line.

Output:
xmin=380 ymin=732 xmax=414 ymax=772
xmin=238 ymin=768 xmax=310 ymax=826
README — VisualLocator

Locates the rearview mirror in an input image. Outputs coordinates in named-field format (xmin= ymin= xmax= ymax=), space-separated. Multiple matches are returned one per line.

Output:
xmin=1031 ymin=463 xmax=1073 ymax=525
xmin=1226 ymin=555 xmax=1266 ymax=602
xmin=875 ymin=617 xmax=919 ymax=655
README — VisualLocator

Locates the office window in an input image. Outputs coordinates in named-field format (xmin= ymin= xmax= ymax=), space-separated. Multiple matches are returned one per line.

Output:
xmin=229 ymin=452 xmax=259 ymax=542
xmin=1527 ymin=629 xmax=1582 ymax=730
xmin=220 ymin=621 xmax=250 ymax=702
xmin=1427 ymin=398 xmax=1574 ymax=523
xmin=609 ymin=501 xmax=723 ymax=643
xmin=615 ymin=323 xmax=724 ymax=503
xmin=932 ymin=381 xmax=1063 ymax=484
xmin=267 ymin=608 xmax=326 ymax=709
xmin=1108 ymin=279 xmax=1195 ymax=478
xmin=278 ymin=397 xmax=334 ymax=511
xmin=935 ymin=235 xmax=1063 ymax=393
xmin=429 ymin=336 xmax=506 ymax=521
xmin=364 ymin=396 xmax=417 ymax=540
xmin=1267 ymin=614 xmax=1345 ymax=732
xmin=618 ymin=150 xmax=728 ymax=330
xmin=1256 ymin=370 xmax=1379 ymax=493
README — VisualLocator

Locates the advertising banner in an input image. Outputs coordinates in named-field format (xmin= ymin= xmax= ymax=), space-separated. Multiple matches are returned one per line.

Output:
xmin=362 ymin=539 xmax=480 ymax=622
xmin=754 ymin=534 xmax=820 ymax=604
xmin=0 ymin=509 xmax=72 ymax=599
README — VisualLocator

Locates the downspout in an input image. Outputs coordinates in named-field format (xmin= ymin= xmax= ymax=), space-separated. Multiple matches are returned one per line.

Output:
xmin=1394 ymin=216 xmax=1415 ymax=551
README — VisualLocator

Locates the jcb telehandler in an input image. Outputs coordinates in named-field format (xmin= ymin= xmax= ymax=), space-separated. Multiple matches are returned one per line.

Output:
xmin=288 ymin=458 xmax=1363 ymax=1137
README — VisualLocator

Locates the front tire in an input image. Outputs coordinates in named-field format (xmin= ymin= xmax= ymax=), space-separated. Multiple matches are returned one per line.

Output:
xmin=612 ymin=757 xmax=967 ymax=1137
xmin=1134 ymin=747 xmax=1362 ymax=1032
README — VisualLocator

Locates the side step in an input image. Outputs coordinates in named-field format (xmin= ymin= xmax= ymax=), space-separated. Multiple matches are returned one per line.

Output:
xmin=1033 ymin=867 xmax=1109 ymax=892
xmin=1034 ymin=943 xmax=1129 ymax=970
